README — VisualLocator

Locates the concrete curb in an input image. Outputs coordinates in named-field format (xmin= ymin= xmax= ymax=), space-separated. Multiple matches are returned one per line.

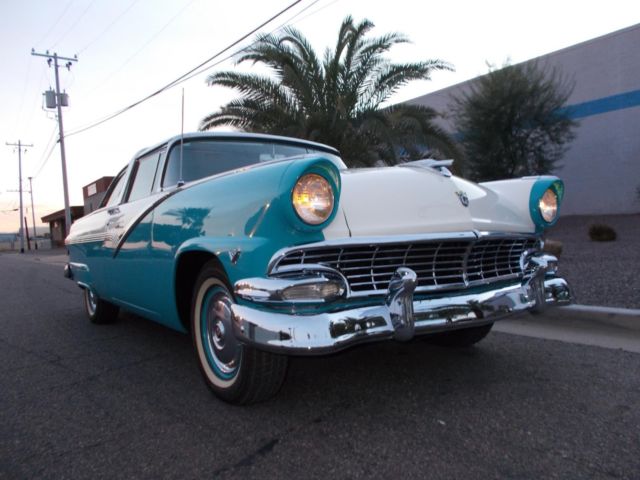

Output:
xmin=547 ymin=304 xmax=640 ymax=331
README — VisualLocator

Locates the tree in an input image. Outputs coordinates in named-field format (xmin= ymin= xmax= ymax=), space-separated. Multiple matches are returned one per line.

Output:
xmin=199 ymin=16 xmax=457 ymax=166
xmin=452 ymin=61 xmax=577 ymax=181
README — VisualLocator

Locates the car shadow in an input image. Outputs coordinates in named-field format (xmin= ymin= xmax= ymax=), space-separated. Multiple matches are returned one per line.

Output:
xmin=114 ymin=309 xmax=529 ymax=413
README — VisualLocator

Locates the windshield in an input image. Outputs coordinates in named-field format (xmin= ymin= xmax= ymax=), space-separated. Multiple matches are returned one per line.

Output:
xmin=162 ymin=139 xmax=342 ymax=187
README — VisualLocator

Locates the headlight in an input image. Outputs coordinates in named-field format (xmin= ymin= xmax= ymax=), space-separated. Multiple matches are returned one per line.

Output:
xmin=292 ymin=174 xmax=334 ymax=225
xmin=539 ymin=188 xmax=558 ymax=223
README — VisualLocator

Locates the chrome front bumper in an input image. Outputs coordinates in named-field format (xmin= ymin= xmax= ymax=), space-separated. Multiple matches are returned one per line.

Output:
xmin=230 ymin=256 xmax=572 ymax=355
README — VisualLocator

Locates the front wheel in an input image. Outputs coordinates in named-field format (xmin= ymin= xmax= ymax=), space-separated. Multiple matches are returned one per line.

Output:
xmin=424 ymin=323 xmax=494 ymax=347
xmin=191 ymin=262 xmax=288 ymax=405
xmin=83 ymin=287 xmax=119 ymax=324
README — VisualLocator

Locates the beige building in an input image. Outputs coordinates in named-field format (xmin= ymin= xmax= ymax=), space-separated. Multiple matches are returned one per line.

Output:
xmin=407 ymin=23 xmax=640 ymax=215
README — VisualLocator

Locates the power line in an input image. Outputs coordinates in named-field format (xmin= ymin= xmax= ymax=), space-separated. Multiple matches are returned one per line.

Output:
xmin=78 ymin=0 xmax=324 ymax=105
xmin=288 ymin=0 xmax=341 ymax=27
xmin=77 ymin=0 xmax=143 ymax=54
xmin=14 ymin=56 xmax=34 ymax=138
xmin=69 ymin=0 xmax=332 ymax=136
xmin=31 ymin=126 xmax=59 ymax=179
xmin=34 ymin=0 xmax=74 ymax=48
xmin=51 ymin=0 xmax=99 ymax=48
xmin=65 ymin=0 xmax=305 ymax=138
xmin=24 ymin=66 xmax=51 ymax=134
xmin=175 ymin=0 xmax=326 ymax=86
xmin=78 ymin=0 xmax=197 ymax=97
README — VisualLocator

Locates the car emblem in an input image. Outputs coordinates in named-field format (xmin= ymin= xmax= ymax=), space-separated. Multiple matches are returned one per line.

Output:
xmin=456 ymin=191 xmax=469 ymax=207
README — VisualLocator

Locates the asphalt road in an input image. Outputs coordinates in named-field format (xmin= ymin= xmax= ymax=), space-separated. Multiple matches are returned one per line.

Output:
xmin=1 ymin=252 xmax=639 ymax=479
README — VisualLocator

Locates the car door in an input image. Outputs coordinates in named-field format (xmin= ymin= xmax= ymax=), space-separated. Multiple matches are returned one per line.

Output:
xmin=105 ymin=147 xmax=168 ymax=318
xmin=68 ymin=168 xmax=129 ymax=299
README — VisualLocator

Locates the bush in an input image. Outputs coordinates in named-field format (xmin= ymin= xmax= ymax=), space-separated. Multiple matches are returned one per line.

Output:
xmin=543 ymin=239 xmax=563 ymax=256
xmin=452 ymin=61 xmax=577 ymax=181
xmin=588 ymin=224 xmax=617 ymax=242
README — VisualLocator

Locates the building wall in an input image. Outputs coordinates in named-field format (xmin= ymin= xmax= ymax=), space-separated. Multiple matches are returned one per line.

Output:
xmin=41 ymin=207 xmax=85 ymax=248
xmin=407 ymin=23 xmax=640 ymax=215
xmin=82 ymin=176 xmax=114 ymax=214
xmin=84 ymin=191 xmax=109 ymax=214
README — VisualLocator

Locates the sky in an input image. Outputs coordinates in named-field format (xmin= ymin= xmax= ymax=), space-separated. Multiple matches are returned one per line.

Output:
xmin=1 ymin=0 xmax=639 ymax=232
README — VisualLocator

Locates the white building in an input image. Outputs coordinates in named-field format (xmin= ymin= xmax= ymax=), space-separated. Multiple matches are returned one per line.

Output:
xmin=407 ymin=23 xmax=640 ymax=215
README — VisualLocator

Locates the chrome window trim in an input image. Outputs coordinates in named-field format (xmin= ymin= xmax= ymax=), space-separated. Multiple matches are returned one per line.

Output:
xmin=125 ymin=148 xmax=165 ymax=203
xmin=100 ymin=167 xmax=128 ymax=209
xmin=268 ymin=231 xmax=541 ymax=298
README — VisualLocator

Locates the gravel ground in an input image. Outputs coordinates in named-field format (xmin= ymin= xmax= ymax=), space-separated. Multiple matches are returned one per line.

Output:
xmin=546 ymin=214 xmax=640 ymax=309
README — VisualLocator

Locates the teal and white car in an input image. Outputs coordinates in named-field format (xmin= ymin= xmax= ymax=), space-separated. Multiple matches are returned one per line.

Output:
xmin=65 ymin=132 xmax=572 ymax=404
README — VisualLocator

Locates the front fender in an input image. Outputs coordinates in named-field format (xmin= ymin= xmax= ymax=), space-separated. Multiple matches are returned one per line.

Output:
xmin=157 ymin=154 xmax=347 ymax=295
xmin=480 ymin=176 xmax=564 ymax=232
xmin=175 ymin=236 xmax=272 ymax=287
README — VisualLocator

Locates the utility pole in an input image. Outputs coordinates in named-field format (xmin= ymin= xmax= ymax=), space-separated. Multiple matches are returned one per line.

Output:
xmin=32 ymin=49 xmax=77 ymax=236
xmin=24 ymin=216 xmax=31 ymax=251
xmin=6 ymin=141 xmax=33 ymax=253
xmin=28 ymin=177 xmax=38 ymax=250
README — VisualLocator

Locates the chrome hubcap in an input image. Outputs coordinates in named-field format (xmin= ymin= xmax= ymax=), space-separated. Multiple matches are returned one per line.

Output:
xmin=86 ymin=289 xmax=97 ymax=315
xmin=204 ymin=291 xmax=240 ymax=376
xmin=212 ymin=321 xmax=225 ymax=350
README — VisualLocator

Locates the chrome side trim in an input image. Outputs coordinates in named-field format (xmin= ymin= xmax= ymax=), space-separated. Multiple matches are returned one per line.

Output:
xmin=113 ymin=191 xmax=178 ymax=257
xmin=68 ymin=262 xmax=89 ymax=272
xmin=66 ymin=233 xmax=108 ymax=245
xmin=65 ymin=261 xmax=89 ymax=280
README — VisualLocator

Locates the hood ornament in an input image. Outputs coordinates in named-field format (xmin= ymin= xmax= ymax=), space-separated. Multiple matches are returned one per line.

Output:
xmin=456 ymin=191 xmax=469 ymax=207
xmin=400 ymin=158 xmax=453 ymax=177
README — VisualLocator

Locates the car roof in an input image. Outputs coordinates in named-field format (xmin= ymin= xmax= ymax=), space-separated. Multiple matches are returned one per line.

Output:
xmin=133 ymin=132 xmax=341 ymax=159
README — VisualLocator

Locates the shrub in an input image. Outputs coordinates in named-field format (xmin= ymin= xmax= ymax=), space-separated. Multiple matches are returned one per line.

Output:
xmin=452 ymin=61 xmax=577 ymax=181
xmin=588 ymin=224 xmax=617 ymax=242
xmin=543 ymin=239 xmax=563 ymax=256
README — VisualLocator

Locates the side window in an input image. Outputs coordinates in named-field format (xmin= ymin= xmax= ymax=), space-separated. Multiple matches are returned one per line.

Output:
xmin=126 ymin=152 xmax=161 ymax=202
xmin=102 ymin=170 xmax=127 ymax=208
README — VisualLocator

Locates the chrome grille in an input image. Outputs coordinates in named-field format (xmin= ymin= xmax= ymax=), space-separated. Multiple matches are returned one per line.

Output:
xmin=272 ymin=236 xmax=539 ymax=294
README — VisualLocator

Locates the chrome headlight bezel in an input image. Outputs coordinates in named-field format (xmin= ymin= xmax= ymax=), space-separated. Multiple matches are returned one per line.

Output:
xmin=538 ymin=188 xmax=559 ymax=223
xmin=279 ymin=157 xmax=341 ymax=232
xmin=529 ymin=178 xmax=564 ymax=230
xmin=291 ymin=173 xmax=335 ymax=225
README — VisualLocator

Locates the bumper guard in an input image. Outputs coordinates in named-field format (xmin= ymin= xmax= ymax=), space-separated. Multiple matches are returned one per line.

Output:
xmin=231 ymin=254 xmax=572 ymax=355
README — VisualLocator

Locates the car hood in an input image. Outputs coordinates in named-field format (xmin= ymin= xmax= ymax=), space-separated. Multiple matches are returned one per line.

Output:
xmin=322 ymin=166 xmax=535 ymax=239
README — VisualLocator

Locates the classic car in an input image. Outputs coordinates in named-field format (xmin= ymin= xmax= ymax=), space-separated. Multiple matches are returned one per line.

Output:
xmin=65 ymin=132 xmax=572 ymax=404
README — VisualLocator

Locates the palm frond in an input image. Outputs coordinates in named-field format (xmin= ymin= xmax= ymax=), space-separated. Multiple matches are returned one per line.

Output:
xmin=200 ymin=15 xmax=457 ymax=167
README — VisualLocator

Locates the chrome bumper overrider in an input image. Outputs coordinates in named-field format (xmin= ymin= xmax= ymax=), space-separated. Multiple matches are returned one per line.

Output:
xmin=231 ymin=255 xmax=572 ymax=355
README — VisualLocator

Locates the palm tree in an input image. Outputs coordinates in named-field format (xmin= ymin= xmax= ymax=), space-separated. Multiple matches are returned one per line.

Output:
xmin=200 ymin=16 xmax=457 ymax=166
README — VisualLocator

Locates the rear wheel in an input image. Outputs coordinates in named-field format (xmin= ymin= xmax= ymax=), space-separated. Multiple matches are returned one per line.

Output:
xmin=424 ymin=323 xmax=494 ymax=347
xmin=83 ymin=287 xmax=119 ymax=324
xmin=191 ymin=262 xmax=288 ymax=405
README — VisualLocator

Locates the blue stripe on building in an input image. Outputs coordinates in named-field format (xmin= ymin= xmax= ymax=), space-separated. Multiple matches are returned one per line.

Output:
xmin=562 ymin=89 xmax=640 ymax=120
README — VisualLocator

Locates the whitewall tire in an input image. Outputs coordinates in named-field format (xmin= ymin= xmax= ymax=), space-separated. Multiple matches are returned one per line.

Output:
xmin=190 ymin=262 xmax=288 ymax=404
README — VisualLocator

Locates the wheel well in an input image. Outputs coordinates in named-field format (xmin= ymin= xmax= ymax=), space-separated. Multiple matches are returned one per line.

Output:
xmin=175 ymin=251 xmax=224 ymax=332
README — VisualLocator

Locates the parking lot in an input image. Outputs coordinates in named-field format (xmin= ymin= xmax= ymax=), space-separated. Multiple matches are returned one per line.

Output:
xmin=1 ymin=252 xmax=639 ymax=479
